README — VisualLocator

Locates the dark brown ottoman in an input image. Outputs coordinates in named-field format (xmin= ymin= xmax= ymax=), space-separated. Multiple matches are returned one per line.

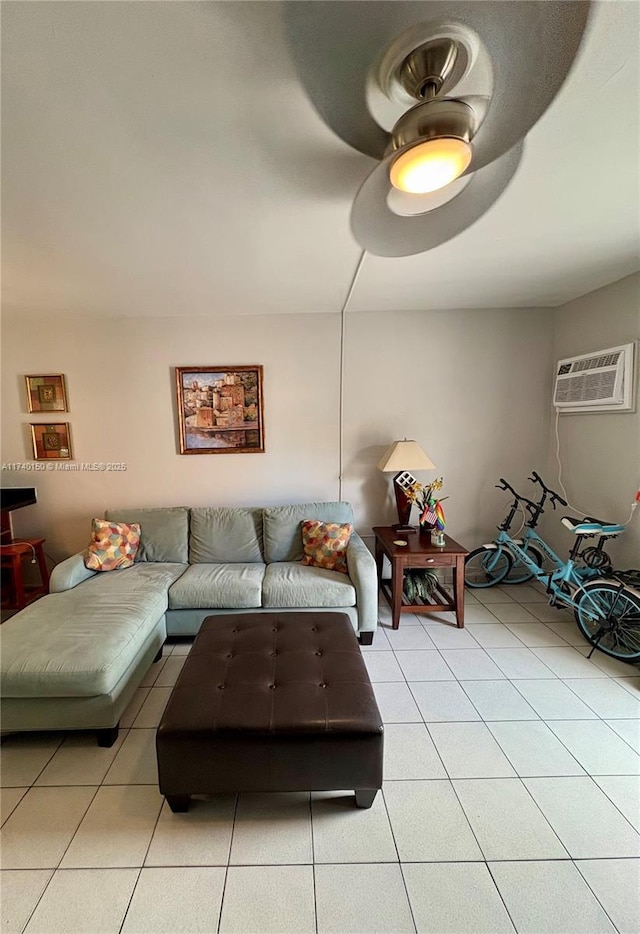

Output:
xmin=156 ymin=612 xmax=383 ymax=812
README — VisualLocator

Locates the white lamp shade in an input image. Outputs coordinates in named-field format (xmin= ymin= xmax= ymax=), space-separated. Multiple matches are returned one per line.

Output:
xmin=377 ymin=440 xmax=435 ymax=473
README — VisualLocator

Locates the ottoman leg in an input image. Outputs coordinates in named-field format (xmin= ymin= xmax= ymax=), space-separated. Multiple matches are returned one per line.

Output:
xmin=355 ymin=789 xmax=378 ymax=809
xmin=167 ymin=795 xmax=191 ymax=813
xmin=96 ymin=725 xmax=119 ymax=748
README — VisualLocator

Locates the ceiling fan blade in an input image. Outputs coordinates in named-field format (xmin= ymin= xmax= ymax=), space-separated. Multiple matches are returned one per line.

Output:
xmin=350 ymin=140 xmax=523 ymax=256
xmin=284 ymin=1 xmax=591 ymax=167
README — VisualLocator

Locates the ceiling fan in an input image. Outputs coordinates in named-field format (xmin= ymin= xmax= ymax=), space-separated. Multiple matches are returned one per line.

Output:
xmin=284 ymin=1 xmax=593 ymax=257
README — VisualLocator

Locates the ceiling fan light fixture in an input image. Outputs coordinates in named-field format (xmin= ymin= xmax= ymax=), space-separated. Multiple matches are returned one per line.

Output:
xmin=389 ymin=137 xmax=472 ymax=194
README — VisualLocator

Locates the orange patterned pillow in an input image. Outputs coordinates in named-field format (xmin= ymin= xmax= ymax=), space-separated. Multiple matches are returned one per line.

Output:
xmin=85 ymin=518 xmax=141 ymax=572
xmin=301 ymin=519 xmax=353 ymax=574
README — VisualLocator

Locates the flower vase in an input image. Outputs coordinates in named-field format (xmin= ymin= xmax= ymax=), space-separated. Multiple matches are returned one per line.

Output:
xmin=430 ymin=529 xmax=446 ymax=547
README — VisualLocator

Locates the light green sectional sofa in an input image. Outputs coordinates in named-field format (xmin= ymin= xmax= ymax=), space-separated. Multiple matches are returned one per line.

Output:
xmin=0 ymin=502 xmax=377 ymax=745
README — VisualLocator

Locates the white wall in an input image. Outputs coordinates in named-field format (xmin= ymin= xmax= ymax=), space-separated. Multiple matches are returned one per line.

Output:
xmin=1 ymin=306 xmax=554 ymax=560
xmin=546 ymin=273 xmax=640 ymax=567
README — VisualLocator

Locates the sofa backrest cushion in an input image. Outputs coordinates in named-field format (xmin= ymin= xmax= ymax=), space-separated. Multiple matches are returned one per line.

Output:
xmin=263 ymin=502 xmax=354 ymax=563
xmin=189 ymin=507 xmax=263 ymax=563
xmin=105 ymin=507 xmax=189 ymax=564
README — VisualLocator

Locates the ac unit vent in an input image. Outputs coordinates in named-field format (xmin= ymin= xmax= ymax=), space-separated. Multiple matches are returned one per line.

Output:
xmin=553 ymin=343 xmax=636 ymax=413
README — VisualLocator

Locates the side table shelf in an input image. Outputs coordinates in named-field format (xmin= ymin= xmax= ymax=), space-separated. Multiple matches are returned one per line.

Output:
xmin=373 ymin=527 xmax=469 ymax=629
xmin=0 ymin=539 xmax=50 ymax=612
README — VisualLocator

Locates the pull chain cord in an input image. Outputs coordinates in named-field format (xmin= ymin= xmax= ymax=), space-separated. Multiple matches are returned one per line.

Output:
xmin=554 ymin=407 xmax=639 ymax=525
xmin=338 ymin=249 xmax=367 ymax=502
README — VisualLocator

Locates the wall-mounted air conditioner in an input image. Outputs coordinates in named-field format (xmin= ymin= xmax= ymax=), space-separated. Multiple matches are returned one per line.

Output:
xmin=553 ymin=342 xmax=636 ymax=413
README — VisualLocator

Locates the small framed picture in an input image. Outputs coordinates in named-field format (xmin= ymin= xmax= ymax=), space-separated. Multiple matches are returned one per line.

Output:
xmin=175 ymin=365 xmax=265 ymax=454
xmin=25 ymin=374 xmax=68 ymax=413
xmin=31 ymin=423 xmax=73 ymax=460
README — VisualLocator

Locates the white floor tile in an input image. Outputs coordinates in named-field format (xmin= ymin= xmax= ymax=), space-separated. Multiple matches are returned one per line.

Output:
xmin=23 ymin=868 xmax=139 ymax=934
xmin=484 ymin=647 xmax=556 ymax=679
xmin=383 ymin=723 xmax=447 ymax=779
xmin=230 ymin=792 xmax=312 ymax=865
xmin=546 ymin=720 xmax=640 ymax=775
xmin=462 ymin=606 xmax=502 ymax=624
xmin=409 ymin=681 xmax=481 ymax=722
xmin=524 ymin=776 xmax=640 ymax=857
xmin=459 ymin=680 xmax=539 ymax=721
xmin=120 ymin=688 xmax=151 ymax=728
xmin=145 ymin=795 xmax=236 ymax=866
xmin=361 ymin=627 xmax=392 ymax=650
xmin=417 ymin=610 xmax=458 ymax=627
xmin=0 ymin=786 xmax=96 ymax=869
xmin=0 ymin=734 xmax=64 ymax=788
xmin=484 ymin=603 xmax=538 ymax=623
xmin=60 ymin=785 xmax=163 ymax=868
xmin=140 ymin=657 xmax=166 ymax=687
xmin=420 ymin=625 xmax=479 ymax=648
xmin=403 ymin=862 xmax=515 ymax=934
xmin=520 ymin=603 xmax=573 ymax=623
xmin=132 ymin=687 xmax=172 ymax=729
xmin=152 ymin=654 xmax=187 ymax=687
xmin=490 ymin=860 xmax=616 ymax=934
xmin=0 ymin=870 xmax=53 ymax=934
xmin=0 ymin=788 xmax=27 ymax=827
xmin=35 ymin=730 xmax=128 ymax=786
xmin=488 ymin=720 xmax=585 ymax=776
xmin=511 ymin=679 xmax=598 ymax=719
xmin=592 ymin=775 xmax=640 ymax=831
xmin=383 ymin=780 xmax=482 ymax=862
xmin=315 ymin=863 xmax=416 ymax=934
xmin=429 ymin=722 xmax=516 ymax=778
xmin=531 ymin=647 xmax=610 ymax=678
xmin=505 ymin=584 xmax=548 ymax=602
xmin=311 ymin=790 xmax=397 ymax=863
xmin=363 ymin=651 xmax=405 ymax=682
xmin=453 ymin=778 xmax=567 ymax=860
xmin=544 ymin=620 xmax=589 ymax=645
xmin=219 ymin=865 xmax=315 ymax=934
xmin=578 ymin=650 xmax=640 ymax=678
xmin=576 ymin=858 xmax=640 ymax=934
xmin=473 ymin=589 xmax=517 ymax=605
xmin=564 ymin=677 xmax=640 ymax=718
xmin=395 ymin=651 xmax=455 ymax=681
xmin=606 ymin=718 xmax=640 ymax=752
xmin=169 ymin=640 xmax=194 ymax=655
xmin=383 ymin=627 xmax=437 ymax=650
xmin=465 ymin=624 xmax=526 ymax=648
xmin=103 ymin=729 xmax=158 ymax=785
xmin=615 ymin=676 xmax=640 ymax=696
xmin=121 ymin=866 xmax=225 ymax=934
xmin=438 ymin=649 xmax=506 ymax=680
xmin=373 ymin=682 xmax=423 ymax=723
xmin=503 ymin=622 xmax=569 ymax=647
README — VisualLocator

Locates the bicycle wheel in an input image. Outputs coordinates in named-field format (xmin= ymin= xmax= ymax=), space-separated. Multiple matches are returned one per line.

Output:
xmin=464 ymin=546 xmax=513 ymax=588
xmin=575 ymin=581 xmax=640 ymax=661
xmin=503 ymin=543 xmax=545 ymax=584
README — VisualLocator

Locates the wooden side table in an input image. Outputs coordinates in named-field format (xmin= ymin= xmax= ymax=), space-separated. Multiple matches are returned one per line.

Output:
xmin=0 ymin=538 xmax=50 ymax=611
xmin=373 ymin=527 xmax=469 ymax=628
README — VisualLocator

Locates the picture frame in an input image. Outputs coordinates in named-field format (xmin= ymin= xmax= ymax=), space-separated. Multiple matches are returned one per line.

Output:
xmin=25 ymin=374 xmax=68 ymax=413
xmin=30 ymin=423 xmax=73 ymax=460
xmin=176 ymin=365 xmax=265 ymax=455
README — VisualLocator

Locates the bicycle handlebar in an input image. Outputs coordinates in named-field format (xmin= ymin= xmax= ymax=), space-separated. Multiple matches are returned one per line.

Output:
xmin=496 ymin=479 xmax=538 ymax=513
xmin=527 ymin=471 xmax=568 ymax=508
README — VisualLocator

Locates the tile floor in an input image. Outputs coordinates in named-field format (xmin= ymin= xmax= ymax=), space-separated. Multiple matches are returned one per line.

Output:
xmin=1 ymin=582 xmax=639 ymax=933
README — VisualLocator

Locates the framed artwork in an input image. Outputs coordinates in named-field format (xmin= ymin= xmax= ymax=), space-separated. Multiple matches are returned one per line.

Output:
xmin=25 ymin=374 xmax=68 ymax=413
xmin=30 ymin=423 xmax=73 ymax=460
xmin=176 ymin=365 xmax=265 ymax=454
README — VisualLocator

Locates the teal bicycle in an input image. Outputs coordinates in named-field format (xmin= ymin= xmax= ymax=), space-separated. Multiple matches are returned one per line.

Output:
xmin=465 ymin=476 xmax=640 ymax=662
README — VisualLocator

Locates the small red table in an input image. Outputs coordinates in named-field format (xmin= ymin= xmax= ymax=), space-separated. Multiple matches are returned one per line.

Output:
xmin=373 ymin=527 xmax=469 ymax=628
xmin=1 ymin=539 xmax=50 ymax=611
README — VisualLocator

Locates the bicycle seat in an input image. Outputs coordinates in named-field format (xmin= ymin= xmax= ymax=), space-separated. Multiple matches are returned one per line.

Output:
xmin=561 ymin=516 xmax=625 ymax=537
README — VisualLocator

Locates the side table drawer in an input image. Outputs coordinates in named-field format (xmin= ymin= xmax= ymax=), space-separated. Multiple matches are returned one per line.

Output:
xmin=408 ymin=554 xmax=457 ymax=568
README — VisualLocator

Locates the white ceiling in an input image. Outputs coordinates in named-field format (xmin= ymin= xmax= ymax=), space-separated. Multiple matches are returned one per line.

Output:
xmin=2 ymin=1 xmax=638 ymax=319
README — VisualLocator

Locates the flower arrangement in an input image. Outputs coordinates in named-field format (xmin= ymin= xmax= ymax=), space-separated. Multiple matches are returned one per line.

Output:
xmin=405 ymin=477 xmax=448 ymax=531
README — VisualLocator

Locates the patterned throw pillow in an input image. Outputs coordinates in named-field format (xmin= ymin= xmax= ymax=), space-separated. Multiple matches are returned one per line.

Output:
xmin=301 ymin=519 xmax=353 ymax=574
xmin=84 ymin=518 xmax=141 ymax=572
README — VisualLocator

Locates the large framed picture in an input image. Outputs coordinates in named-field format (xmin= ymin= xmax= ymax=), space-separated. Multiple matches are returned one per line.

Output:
xmin=30 ymin=423 xmax=73 ymax=460
xmin=25 ymin=374 xmax=68 ymax=412
xmin=175 ymin=365 xmax=265 ymax=454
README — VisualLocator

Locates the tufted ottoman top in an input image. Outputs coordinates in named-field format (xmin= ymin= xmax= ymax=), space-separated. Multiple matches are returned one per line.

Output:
xmin=159 ymin=612 xmax=382 ymax=736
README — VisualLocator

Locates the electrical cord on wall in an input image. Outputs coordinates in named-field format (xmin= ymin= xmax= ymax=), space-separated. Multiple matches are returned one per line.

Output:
xmin=338 ymin=249 xmax=367 ymax=502
xmin=554 ymin=407 xmax=640 ymax=525
xmin=0 ymin=541 xmax=37 ymax=563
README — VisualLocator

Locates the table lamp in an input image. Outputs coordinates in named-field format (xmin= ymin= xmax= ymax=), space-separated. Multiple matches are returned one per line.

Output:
xmin=377 ymin=439 xmax=435 ymax=531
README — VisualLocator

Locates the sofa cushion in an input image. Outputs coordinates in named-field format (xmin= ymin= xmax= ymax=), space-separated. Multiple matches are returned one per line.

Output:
xmin=85 ymin=518 xmax=141 ymax=571
xmin=189 ymin=507 xmax=263 ymax=564
xmin=301 ymin=520 xmax=353 ymax=574
xmin=262 ymin=562 xmax=356 ymax=608
xmin=105 ymin=507 xmax=189 ymax=564
xmin=0 ymin=563 xmax=186 ymax=698
xmin=169 ymin=563 xmax=266 ymax=609
xmin=263 ymin=502 xmax=354 ymax=563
